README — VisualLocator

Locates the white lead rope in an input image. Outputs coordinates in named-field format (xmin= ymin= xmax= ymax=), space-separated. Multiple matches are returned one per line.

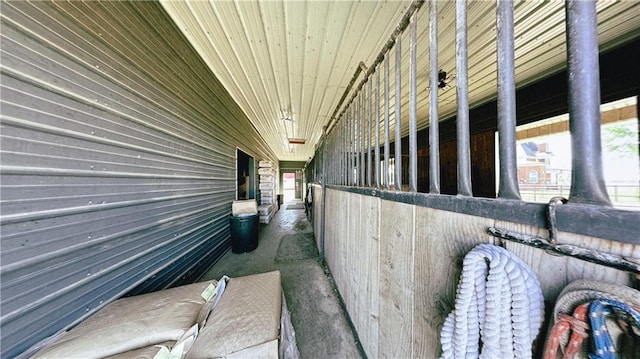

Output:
xmin=440 ymin=244 xmax=545 ymax=359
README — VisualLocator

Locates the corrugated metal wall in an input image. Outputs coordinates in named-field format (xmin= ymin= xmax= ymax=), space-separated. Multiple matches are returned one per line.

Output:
xmin=0 ymin=2 xmax=277 ymax=357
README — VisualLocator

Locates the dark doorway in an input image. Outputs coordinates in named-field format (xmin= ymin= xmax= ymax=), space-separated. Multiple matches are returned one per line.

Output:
xmin=237 ymin=149 xmax=255 ymax=200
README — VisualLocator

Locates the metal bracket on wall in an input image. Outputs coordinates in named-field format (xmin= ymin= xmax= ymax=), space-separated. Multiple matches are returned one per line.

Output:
xmin=547 ymin=196 xmax=567 ymax=245
xmin=487 ymin=227 xmax=640 ymax=274
xmin=487 ymin=197 xmax=640 ymax=274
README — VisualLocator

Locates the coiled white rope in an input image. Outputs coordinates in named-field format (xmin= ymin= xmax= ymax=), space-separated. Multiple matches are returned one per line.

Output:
xmin=440 ymin=243 xmax=545 ymax=359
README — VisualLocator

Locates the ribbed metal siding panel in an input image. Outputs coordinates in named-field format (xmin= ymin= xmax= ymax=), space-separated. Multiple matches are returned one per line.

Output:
xmin=0 ymin=2 xmax=277 ymax=357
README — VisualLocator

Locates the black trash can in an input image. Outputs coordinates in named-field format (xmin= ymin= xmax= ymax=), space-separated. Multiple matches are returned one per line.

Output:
xmin=229 ymin=213 xmax=259 ymax=253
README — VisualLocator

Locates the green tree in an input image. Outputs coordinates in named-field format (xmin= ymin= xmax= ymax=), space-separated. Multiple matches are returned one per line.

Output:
xmin=602 ymin=121 xmax=639 ymax=158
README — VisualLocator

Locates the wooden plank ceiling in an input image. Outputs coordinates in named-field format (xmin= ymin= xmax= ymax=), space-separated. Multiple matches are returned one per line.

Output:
xmin=161 ymin=0 xmax=640 ymax=161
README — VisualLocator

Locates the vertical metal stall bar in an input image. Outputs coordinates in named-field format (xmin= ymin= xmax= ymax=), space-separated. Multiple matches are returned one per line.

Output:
xmin=328 ymin=138 xmax=331 ymax=185
xmin=342 ymin=111 xmax=345 ymax=184
xmin=360 ymin=91 xmax=366 ymax=186
xmin=346 ymin=110 xmax=350 ymax=186
xmin=358 ymin=88 xmax=367 ymax=186
xmin=337 ymin=117 xmax=341 ymax=185
xmin=352 ymin=104 xmax=357 ymax=186
xmin=360 ymin=91 xmax=365 ymax=186
xmin=324 ymin=139 xmax=327 ymax=185
xmin=375 ymin=69 xmax=381 ymax=188
xmin=332 ymin=122 xmax=336 ymax=184
xmin=346 ymin=107 xmax=350 ymax=185
xmin=317 ymin=144 xmax=322 ymax=184
xmin=496 ymin=0 xmax=521 ymax=200
xmin=345 ymin=114 xmax=349 ymax=186
xmin=365 ymin=87 xmax=369 ymax=187
xmin=353 ymin=97 xmax=357 ymax=186
xmin=350 ymin=101 xmax=359 ymax=186
xmin=319 ymin=147 xmax=322 ymax=183
xmin=325 ymin=136 xmax=330 ymax=185
xmin=345 ymin=112 xmax=349 ymax=186
xmin=395 ymin=35 xmax=403 ymax=191
xmin=336 ymin=132 xmax=339 ymax=186
xmin=367 ymin=79 xmax=373 ymax=187
xmin=323 ymin=138 xmax=328 ymax=185
xmin=429 ymin=0 xmax=440 ymax=194
xmin=359 ymin=93 xmax=363 ymax=187
xmin=326 ymin=134 xmax=330 ymax=185
xmin=339 ymin=115 xmax=343 ymax=185
xmin=322 ymin=137 xmax=330 ymax=184
xmin=333 ymin=131 xmax=340 ymax=185
xmin=353 ymin=97 xmax=358 ymax=186
xmin=323 ymin=136 xmax=327 ymax=184
xmin=384 ymin=54 xmax=391 ymax=189
xmin=321 ymin=145 xmax=324 ymax=183
xmin=343 ymin=115 xmax=347 ymax=185
xmin=363 ymin=83 xmax=369 ymax=186
xmin=349 ymin=106 xmax=354 ymax=186
xmin=327 ymin=138 xmax=331 ymax=185
xmin=330 ymin=133 xmax=335 ymax=185
xmin=565 ymin=0 xmax=611 ymax=206
xmin=312 ymin=144 xmax=316 ymax=183
xmin=336 ymin=119 xmax=339 ymax=184
xmin=333 ymin=131 xmax=340 ymax=184
xmin=408 ymin=13 xmax=418 ymax=193
xmin=320 ymin=130 xmax=327 ymax=261
xmin=338 ymin=116 xmax=342 ymax=185
xmin=326 ymin=140 xmax=329 ymax=186
xmin=336 ymin=132 xmax=340 ymax=186
xmin=455 ymin=0 xmax=473 ymax=196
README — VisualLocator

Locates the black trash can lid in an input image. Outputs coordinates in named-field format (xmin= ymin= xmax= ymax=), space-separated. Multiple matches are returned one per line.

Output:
xmin=235 ymin=213 xmax=256 ymax=217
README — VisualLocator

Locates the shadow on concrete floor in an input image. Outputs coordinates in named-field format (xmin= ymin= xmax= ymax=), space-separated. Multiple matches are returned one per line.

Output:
xmin=275 ymin=233 xmax=318 ymax=262
xmin=198 ymin=201 xmax=364 ymax=359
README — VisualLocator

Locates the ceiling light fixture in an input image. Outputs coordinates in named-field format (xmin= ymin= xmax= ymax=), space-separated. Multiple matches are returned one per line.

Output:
xmin=288 ymin=138 xmax=306 ymax=145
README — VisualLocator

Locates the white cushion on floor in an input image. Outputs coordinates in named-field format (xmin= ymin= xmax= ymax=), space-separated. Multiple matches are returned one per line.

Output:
xmin=33 ymin=281 xmax=214 ymax=359
xmin=186 ymin=271 xmax=282 ymax=359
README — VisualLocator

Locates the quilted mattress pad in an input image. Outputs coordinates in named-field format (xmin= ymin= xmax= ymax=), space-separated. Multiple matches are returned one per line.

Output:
xmin=186 ymin=271 xmax=282 ymax=358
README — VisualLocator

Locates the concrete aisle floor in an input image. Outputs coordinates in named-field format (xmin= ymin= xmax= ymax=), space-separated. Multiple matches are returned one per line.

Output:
xmin=199 ymin=200 xmax=364 ymax=359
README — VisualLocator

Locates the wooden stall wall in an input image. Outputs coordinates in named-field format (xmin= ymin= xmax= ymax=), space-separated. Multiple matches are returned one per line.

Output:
xmin=324 ymin=190 xmax=380 ymax=358
xmin=320 ymin=188 xmax=638 ymax=358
